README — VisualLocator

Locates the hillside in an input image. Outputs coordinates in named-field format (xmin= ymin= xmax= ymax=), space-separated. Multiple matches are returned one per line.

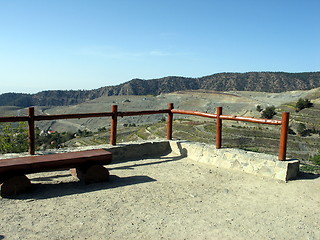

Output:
xmin=1 ymin=72 xmax=320 ymax=107
xmin=1 ymin=88 xmax=319 ymax=166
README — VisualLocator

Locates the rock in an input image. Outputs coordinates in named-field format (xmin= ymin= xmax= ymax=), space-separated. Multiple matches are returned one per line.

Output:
xmin=0 ymin=175 xmax=32 ymax=198
xmin=70 ymin=165 xmax=110 ymax=184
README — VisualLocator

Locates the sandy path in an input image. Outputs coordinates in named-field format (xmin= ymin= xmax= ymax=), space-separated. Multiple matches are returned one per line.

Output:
xmin=1 ymin=152 xmax=320 ymax=240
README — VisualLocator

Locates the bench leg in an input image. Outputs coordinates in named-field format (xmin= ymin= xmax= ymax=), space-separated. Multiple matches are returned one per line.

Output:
xmin=0 ymin=175 xmax=32 ymax=198
xmin=70 ymin=165 xmax=110 ymax=184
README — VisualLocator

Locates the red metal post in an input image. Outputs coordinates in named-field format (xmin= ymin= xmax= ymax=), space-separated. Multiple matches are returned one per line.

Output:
xmin=110 ymin=105 xmax=118 ymax=145
xmin=167 ymin=103 xmax=174 ymax=140
xmin=216 ymin=107 xmax=222 ymax=149
xmin=28 ymin=107 xmax=35 ymax=155
xmin=278 ymin=112 xmax=289 ymax=160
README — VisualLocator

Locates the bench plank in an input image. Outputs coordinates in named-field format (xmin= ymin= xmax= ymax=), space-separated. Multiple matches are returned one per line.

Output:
xmin=0 ymin=149 xmax=112 ymax=177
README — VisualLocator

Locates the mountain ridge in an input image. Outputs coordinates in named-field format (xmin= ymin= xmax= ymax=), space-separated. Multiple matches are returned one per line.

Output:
xmin=1 ymin=71 xmax=320 ymax=107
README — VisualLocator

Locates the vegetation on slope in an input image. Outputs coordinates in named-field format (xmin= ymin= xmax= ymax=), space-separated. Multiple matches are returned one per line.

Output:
xmin=1 ymin=72 xmax=320 ymax=107
xmin=1 ymin=91 xmax=319 ymax=174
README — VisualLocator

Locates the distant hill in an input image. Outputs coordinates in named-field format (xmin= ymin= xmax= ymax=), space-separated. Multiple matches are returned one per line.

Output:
xmin=1 ymin=72 xmax=320 ymax=107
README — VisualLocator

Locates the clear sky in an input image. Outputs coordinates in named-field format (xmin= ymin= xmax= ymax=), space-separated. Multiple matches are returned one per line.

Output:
xmin=0 ymin=0 xmax=319 ymax=94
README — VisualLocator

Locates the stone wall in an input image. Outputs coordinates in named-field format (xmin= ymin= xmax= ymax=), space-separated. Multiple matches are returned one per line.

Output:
xmin=104 ymin=141 xmax=171 ymax=162
xmin=100 ymin=140 xmax=299 ymax=181
xmin=169 ymin=140 xmax=299 ymax=181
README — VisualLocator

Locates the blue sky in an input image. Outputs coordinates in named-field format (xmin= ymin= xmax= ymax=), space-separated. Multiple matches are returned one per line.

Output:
xmin=0 ymin=0 xmax=319 ymax=94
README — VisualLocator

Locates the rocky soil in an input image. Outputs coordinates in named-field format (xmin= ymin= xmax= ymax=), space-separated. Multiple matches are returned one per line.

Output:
xmin=0 ymin=147 xmax=319 ymax=240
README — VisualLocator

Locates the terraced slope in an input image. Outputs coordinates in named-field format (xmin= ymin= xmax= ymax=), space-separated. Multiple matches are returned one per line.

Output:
xmin=1 ymin=88 xmax=319 ymax=172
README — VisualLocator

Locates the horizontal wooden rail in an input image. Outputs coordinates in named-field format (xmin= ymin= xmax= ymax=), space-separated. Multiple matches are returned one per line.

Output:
xmin=0 ymin=116 xmax=29 ymax=123
xmin=34 ymin=112 xmax=113 ymax=121
xmin=171 ymin=109 xmax=282 ymax=125
xmin=171 ymin=109 xmax=217 ymax=119
xmin=23 ymin=110 xmax=170 ymax=121
xmin=0 ymin=109 xmax=281 ymax=125
xmin=118 ymin=109 xmax=170 ymax=117
xmin=220 ymin=115 xmax=282 ymax=125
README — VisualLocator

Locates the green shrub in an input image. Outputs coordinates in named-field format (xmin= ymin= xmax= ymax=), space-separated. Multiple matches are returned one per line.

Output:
xmin=296 ymin=98 xmax=313 ymax=112
xmin=97 ymin=127 xmax=107 ymax=132
xmin=0 ymin=122 xmax=28 ymax=153
xmin=261 ymin=106 xmax=277 ymax=119
xmin=288 ymin=127 xmax=296 ymax=135
xmin=297 ymin=123 xmax=308 ymax=136
xmin=256 ymin=105 xmax=263 ymax=112
xmin=76 ymin=129 xmax=93 ymax=137
xmin=309 ymin=153 xmax=320 ymax=166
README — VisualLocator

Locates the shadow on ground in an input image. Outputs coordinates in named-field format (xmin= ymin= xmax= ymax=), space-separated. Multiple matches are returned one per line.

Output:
xmin=296 ymin=171 xmax=320 ymax=180
xmin=8 ymin=154 xmax=185 ymax=200
xmin=9 ymin=175 xmax=156 ymax=200
xmin=108 ymin=155 xmax=185 ymax=170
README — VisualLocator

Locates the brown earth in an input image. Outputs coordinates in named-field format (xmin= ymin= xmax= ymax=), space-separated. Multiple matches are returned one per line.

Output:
xmin=0 ymin=149 xmax=319 ymax=240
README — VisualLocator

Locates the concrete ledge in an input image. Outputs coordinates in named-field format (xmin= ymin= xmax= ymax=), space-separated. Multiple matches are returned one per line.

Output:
xmin=169 ymin=140 xmax=299 ymax=181
xmin=103 ymin=140 xmax=172 ymax=162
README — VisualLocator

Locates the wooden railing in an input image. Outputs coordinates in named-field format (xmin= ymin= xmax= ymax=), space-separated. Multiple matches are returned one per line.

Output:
xmin=0 ymin=103 xmax=289 ymax=160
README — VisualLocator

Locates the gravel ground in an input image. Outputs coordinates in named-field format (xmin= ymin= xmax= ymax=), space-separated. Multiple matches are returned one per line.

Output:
xmin=1 ymin=151 xmax=320 ymax=240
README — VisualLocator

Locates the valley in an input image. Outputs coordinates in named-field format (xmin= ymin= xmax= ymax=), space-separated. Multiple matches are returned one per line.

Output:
xmin=1 ymin=88 xmax=320 ymax=173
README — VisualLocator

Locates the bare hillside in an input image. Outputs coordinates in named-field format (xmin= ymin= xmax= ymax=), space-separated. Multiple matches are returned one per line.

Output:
xmin=12 ymin=88 xmax=316 ymax=133
xmin=1 ymin=72 xmax=319 ymax=107
xmin=1 ymin=88 xmax=319 ymax=163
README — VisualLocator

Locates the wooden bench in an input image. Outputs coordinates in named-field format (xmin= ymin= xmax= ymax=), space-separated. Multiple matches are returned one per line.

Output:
xmin=0 ymin=149 xmax=112 ymax=197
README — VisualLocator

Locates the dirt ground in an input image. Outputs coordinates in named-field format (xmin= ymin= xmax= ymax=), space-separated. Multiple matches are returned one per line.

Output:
xmin=1 ymin=151 xmax=320 ymax=240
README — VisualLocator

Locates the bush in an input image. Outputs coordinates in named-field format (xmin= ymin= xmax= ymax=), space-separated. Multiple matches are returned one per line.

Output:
xmin=296 ymin=98 xmax=313 ymax=112
xmin=36 ymin=129 xmax=75 ymax=150
xmin=309 ymin=153 xmax=320 ymax=165
xmin=76 ymin=129 xmax=93 ymax=137
xmin=261 ymin=106 xmax=277 ymax=119
xmin=97 ymin=127 xmax=107 ymax=132
xmin=296 ymin=123 xmax=308 ymax=136
xmin=256 ymin=105 xmax=263 ymax=112
xmin=0 ymin=122 xmax=28 ymax=153
xmin=288 ymin=127 xmax=296 ymax=135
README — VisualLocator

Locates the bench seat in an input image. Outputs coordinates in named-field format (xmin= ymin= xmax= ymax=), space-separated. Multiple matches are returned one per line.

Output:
xmin=0 ymin=149 xmax=112 ymax=197
xmin=0 ymin=149 xmax=112 ymax=177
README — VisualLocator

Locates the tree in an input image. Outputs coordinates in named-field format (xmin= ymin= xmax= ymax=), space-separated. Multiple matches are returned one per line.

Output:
xmin=261 ymin=106 xmax=277 ymax=119
xmin=296 ymin=98 xmax=313 ymax=112
xmin=0 ymin=122 xmax=28 ymax=153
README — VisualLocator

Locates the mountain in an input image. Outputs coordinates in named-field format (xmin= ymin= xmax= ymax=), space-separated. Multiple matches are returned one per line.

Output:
xmin=1 ymin=72 xmax=320 ymax=107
